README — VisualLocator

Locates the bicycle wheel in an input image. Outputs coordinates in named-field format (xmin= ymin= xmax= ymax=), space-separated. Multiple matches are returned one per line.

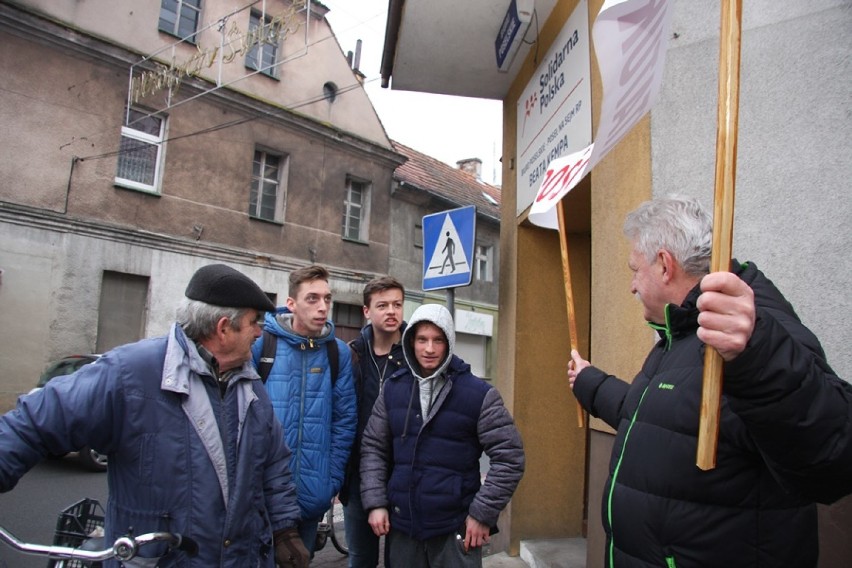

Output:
xmin=327 ymin=501 xmax=348 ymax=555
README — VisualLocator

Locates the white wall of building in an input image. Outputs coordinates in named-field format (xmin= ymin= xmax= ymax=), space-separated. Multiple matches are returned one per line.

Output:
xmin=652 ymin=0 xmax=851 ymax=380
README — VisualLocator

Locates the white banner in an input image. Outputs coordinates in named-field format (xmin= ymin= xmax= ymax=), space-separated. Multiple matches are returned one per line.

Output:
xmin=528 ymin=0 xmax=673 ymax=229
xmin=516 ymin=0 xmax=591 ymax=215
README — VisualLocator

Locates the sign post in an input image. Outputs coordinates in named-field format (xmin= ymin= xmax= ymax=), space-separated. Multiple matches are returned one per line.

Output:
xmin=422 ymin=205 xmax=477 ymax=295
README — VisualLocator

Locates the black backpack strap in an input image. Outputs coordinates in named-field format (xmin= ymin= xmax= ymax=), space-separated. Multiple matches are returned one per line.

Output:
xmin=258 ymin=330 xmax=277 ymax=383
xmin=327 ymin=338 xmax=339 ymax=387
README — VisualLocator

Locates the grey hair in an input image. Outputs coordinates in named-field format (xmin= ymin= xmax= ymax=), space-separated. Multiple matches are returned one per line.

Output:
xmin=623 ymin=195 xmax=713 ymax=277
xmin=176 ymin=298 xmax=247 ymax=341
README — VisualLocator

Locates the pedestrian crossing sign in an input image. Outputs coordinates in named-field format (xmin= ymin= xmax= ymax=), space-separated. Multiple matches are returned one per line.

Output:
xmin=422 ymin=205 xmax=476 ymax=291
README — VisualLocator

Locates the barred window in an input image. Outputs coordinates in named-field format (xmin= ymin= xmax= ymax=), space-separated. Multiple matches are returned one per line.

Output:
xmin=115 ymin=108 xmax=166 ymax=193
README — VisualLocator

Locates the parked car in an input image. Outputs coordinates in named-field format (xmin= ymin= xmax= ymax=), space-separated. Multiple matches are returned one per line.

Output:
xmin=34 ymin=354 xmax=108 ymax=472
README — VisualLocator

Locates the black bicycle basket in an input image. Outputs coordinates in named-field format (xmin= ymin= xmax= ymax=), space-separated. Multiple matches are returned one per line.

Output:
xmin=48 ymin=498 xmax=105 ymax=568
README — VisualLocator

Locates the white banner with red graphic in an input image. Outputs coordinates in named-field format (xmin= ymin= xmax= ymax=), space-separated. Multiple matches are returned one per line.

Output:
xmin=528 ymin=0 xmax=673 ymax=229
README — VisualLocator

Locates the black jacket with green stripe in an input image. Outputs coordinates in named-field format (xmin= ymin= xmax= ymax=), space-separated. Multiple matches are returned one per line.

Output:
xmin=574 ymin=261 xmax=852 ymax=568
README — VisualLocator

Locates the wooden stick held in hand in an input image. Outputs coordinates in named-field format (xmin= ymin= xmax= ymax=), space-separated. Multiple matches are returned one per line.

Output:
xmin=557 ymin=199 xmax=585 ymax=429
xmin=697 ymin=0 xmax=742 ymax=470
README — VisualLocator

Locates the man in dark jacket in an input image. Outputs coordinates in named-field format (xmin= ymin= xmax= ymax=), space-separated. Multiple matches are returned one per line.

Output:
xmin=342 ymin=276 xmax=407 ymax=568
xmin=568 ymin=196 xmax=852 ymax=567
xmin=0 ymin=264 xmax=309 ymax=568
xmin=360 ymin=303 xmax=525 ymax=568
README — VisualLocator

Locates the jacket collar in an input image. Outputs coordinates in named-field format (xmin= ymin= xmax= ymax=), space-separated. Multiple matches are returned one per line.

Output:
xmin=651 ymin=260 xmax=752 ymax=347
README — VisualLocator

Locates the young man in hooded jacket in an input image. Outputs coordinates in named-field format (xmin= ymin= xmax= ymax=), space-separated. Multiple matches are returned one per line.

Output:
xmin=567 ymin=196 xmax=852 ymax=567
xmin=251 ymin=264 xmax=356 ymax=555
xmin=360 ymin=303 xmax=525 ymax=568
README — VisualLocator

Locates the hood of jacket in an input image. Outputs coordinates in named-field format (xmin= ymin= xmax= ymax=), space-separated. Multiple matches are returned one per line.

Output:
xmin=264 ymin=306 xmax=335 ymax=346
xmin=402 ymin=304 xmax=455 ymax=381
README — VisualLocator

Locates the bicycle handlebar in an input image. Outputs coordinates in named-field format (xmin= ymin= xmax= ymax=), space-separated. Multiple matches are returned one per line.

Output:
xmin=0 ymin=525 xmax=198 ymax=562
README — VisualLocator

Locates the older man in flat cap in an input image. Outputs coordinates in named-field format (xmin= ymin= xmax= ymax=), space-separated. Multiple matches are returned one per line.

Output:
xmin=0 ymin=264 xmax=309 ymax=568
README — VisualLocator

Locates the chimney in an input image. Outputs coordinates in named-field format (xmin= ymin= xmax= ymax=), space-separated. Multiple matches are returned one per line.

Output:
xmin=456 ymin=158 xmax=482 ymax=180
xmin=349 ymin=40 xmax=366 ymax=84
xmin=353 ymin=39 xmax=362 ymax=72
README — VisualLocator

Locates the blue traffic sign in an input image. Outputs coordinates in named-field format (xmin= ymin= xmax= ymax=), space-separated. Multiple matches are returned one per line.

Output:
xmin=422 ymin=205 xmax=476 ymax=291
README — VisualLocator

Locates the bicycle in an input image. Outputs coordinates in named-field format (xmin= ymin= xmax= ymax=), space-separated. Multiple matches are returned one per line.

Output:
xmin=0 ymin=498 xmax=198 ymax=568
xmin=314 ymin=497 xmax=348 ymax=555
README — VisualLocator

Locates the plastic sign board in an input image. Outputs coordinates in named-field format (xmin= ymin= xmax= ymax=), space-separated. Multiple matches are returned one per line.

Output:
xmin=516 ymin=0 xmax=591 ymax=216
xmin=422 ymin=205 xmax=476 ymax=291
xmin=495 ymin=0 xmax=533 ymax=72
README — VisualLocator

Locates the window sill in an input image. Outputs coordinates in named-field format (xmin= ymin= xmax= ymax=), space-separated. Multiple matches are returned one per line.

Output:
xmin=114 ymin=182 xmax=161 ymax=197
xmin=342 ymin=236 xmax=369 ymax=246
xmin=157 ymin=30 xmax=197 ymax=45
xmin=249 ymin=215 xmax=283 ymax=226
xmin=244 ymin=65 xmax=280 ymax=81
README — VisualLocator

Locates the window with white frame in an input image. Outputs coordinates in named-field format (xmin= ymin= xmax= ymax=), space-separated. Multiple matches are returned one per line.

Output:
xmin=475 ymin=244 xmax=494 ymax=282
xmin=250 ymin=149 xmax=288 ymax=222
xmin=115 ymin=108 xmax=166 ymax=193
xmin=158 ymin=0 xmax=202 ymax=41
xmin=342 ymin=177 xmax=370 ymax=241
xmin=246 ymin=10 xmax=279 ymax=77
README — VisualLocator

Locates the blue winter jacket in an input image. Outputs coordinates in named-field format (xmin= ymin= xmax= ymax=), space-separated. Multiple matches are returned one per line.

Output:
xmin=252 ymin=309 xmax=357 ymax=520
xmin=0 ymin=324 xmax=301 ymax=567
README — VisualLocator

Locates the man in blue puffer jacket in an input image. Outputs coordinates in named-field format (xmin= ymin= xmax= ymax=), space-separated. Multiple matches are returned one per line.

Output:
xmin=0 ymin=264 xmax=309 ymax=567
xmin=252 ymin=264 xmax=357 ymax=556
xmin=360 ymin=303 xmax=525 ymax=568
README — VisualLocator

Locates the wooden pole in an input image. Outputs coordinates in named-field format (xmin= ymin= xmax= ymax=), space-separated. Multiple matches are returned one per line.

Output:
xmin=557 ymin=199 xmax=585 ymax=429
xmin=696 ymin=0 xmax=742 ymax=470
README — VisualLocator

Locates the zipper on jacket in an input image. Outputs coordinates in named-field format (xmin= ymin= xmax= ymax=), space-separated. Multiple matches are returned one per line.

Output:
xmin=606 ymin=385 xmax=651 ymax=568
xmin=294 ymin=342 xmax=308 ymax=480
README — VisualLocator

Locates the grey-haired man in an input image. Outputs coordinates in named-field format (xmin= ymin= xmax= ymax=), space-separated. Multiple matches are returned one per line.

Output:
xmin=0 ymin=264 xmax=309 ymax=568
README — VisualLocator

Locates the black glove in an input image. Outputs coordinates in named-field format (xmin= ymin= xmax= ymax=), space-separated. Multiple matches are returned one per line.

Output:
xmin=273 ymin=528 xmax=310 ymax=568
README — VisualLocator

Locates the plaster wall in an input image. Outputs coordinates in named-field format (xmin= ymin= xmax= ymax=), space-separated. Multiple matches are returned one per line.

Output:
xmin=9 ymin=0 xmax=390 ymax=147
xmin=652 ymin=0 xmax=851 ymax=381
xmin=0 ymin=18 xmax=398 ymax=277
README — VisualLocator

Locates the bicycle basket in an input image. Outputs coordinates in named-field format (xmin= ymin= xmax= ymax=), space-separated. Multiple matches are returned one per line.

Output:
xmin=49 ymin=498 xmax=105 ymax=568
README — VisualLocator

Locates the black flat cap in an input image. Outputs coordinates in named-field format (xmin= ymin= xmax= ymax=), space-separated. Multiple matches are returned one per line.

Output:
xmin=185 ymin=264 xmax=275 ymax=312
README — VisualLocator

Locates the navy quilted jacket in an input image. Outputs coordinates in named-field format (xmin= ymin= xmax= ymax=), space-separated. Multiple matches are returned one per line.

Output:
xmin=360 ymin=304 xmax=525 ymax=540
